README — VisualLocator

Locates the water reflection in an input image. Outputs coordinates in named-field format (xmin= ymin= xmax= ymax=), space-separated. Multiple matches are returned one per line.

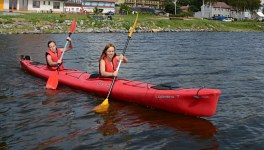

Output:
xmin=97 ymin=112 xmax=119 ymax=136
xmin=96 ymin=101 xmax=218 ymax=141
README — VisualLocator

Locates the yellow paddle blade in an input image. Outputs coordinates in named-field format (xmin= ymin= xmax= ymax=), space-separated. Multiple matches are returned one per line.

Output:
xmin=129 ymin=13 xmax=139 ymax=38
xmin=94 ymin=98 xmax=109 ymax=113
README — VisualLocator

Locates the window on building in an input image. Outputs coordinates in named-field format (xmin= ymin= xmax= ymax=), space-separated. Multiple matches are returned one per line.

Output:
xmin=105 ymin=2 xmax=110 ymax=6
xmin=48 ymin=1 xmax=50 ymax=5
xmin=85 ymin=2 xmax=91 ymax=5
xmin=92 ymin=2 xmax=98 ymax=6
xmin=98 ymin=2 xmax=103 ymax=6
xmin=43 ymin=1 xmax=45 ymax=5
xmin=33 ymin=0 xmax=40 ymax=8
xmin=53 ymin=2 xmax=60 ymax=9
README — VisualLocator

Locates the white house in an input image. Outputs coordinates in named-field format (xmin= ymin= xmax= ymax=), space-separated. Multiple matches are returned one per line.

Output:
xmin=195 ymin=2 xmax=233 ymax=18
xmin=29 ymin=0 xmax=64 ymax=13
xmin=194 ymin=2 xmax=254 ymax=20
xmin=0 ymin=0 xmax=64 ymax=12
xmin=64 ymin=2 xmax=83 ymax=13
xmin=1 ymin=0 xmax=116 ymax=14
xmin=82 ymin=0 xmax=116 ymax=13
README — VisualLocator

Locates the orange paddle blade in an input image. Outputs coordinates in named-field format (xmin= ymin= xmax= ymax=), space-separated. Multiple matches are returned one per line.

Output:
xmin=70 ymin=19 xmax=76 ymax=33
xmin=46 ymin=70 xmax=58 ymax=90
xmin=93 ymin=98 xmax=109 ymax=113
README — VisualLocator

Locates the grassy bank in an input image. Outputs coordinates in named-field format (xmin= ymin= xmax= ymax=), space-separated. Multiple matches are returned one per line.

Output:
xmin=1 ymin=12 xmax=264 ymax=34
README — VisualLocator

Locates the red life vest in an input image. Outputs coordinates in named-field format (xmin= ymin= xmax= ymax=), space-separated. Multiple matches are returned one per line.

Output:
xmin=104 ymin=57 xmax=118 ymax=72
xmin=99 ymin=57 xmax=118 ymax=77
xmin=46 ymin=49 xmax=64 ymax=70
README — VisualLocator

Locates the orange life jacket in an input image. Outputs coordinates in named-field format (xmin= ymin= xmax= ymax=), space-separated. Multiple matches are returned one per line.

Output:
xmin=99 ymin=57 xmax=118 ymax=77
xmin=46 ymin=49 xmax=64 ymax=71
xmin=104 ymin=57 xmax=118 ymax=72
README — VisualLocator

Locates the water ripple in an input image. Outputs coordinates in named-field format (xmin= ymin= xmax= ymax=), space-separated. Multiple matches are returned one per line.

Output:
xmin=1 ymin=32 xmax=264 ymax=149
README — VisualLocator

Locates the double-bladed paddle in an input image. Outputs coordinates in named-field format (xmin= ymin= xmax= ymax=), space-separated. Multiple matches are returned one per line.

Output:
xmin=46 ymin=19 xmax=77 ymax=90
xmin=94 ymin=13 xmax=139 ymax=113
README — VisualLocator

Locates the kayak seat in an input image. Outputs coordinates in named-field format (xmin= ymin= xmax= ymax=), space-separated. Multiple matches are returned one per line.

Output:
xmin=20 ymin=55 xmax=31 ymax=60
xmin=89 ymin=73 xmax=99 ymax=79
xmin=30 ymin=62 xmax=46 ymax=65
xmin=25 ymin=55 xmax=31 ymax=60
xmin=151 ymin=84 xmax=180 ymax=90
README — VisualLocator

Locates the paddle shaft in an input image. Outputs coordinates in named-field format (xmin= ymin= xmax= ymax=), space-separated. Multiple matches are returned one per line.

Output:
xmin=60 ymin=32 xmax=73 ymax=61
xmin=105 ymin=36 xmax=131 ymax=99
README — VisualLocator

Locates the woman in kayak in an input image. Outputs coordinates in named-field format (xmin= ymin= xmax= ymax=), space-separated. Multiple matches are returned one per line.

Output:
xmin=46 ymin=37 xmax=73 ymax=70
xmin=99 ymin=43 xmax=128 ymax=77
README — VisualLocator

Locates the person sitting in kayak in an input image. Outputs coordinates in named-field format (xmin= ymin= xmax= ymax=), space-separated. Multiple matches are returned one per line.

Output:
xmin=99 ymin=43 xmax=128 ymax=77
xmin=46 ymin=37 xmax=73 ymax=71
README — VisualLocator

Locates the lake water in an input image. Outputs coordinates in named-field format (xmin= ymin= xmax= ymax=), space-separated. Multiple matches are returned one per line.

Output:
xmin=1 ymin=32 xmax=264 ymax=149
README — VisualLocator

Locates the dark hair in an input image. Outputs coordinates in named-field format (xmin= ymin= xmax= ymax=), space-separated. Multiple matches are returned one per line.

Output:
xmin=99 ymin=43 xmax=116 ymax=61
xmin=47 ymin=41 xmax=56 ymax=47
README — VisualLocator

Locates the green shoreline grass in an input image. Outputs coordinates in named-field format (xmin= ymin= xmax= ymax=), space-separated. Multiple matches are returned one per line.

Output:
xmin=1 ymin=12 xmax=264 ymax=33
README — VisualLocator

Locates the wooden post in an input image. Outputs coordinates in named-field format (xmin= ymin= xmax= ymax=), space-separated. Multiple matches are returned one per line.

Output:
xmin=22 ymin=0 xmax=24 ymax=11
xmin=11 ymin=0 xmax=14 ymax=12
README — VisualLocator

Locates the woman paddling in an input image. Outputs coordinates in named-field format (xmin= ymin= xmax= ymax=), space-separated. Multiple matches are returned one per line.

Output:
xmin=99 ymin=43 xmax=128 ymax=77
xmin=46 ymin=37 xmax=73 ymax=71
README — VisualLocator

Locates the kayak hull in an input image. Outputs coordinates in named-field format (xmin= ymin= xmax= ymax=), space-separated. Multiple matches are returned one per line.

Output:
xmin=20 ymin=57 xmax=221 ymax=117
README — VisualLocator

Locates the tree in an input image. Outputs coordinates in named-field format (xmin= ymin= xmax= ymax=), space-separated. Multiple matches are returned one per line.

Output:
xmin=93 ymin=6 xmax=103 ymax=15
xmin=119 ymin=3 xmax=131 ymax=15
xmin=224 ymin=0 xmax=261 ymax=12
xmin=204 ymin=0 xmax=219 ymax=4
xmin=164 ymin=0 xmax=179 ymax=14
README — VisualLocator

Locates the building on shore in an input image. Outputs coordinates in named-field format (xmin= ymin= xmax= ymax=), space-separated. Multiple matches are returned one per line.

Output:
xmin=64 ymin=0 xmax=83 ymax=13
xmin=0 ymin=0 xmax=64 ymax=13
xmin=0 ymin=0 xmax=115 ymax=14
xmin=124 ymin=0 xmax=165 ymax=10
xmin=82 ymin=0 xmax=116 ymax=13
xmin=194 ymin=1 xmax=264 ymax=20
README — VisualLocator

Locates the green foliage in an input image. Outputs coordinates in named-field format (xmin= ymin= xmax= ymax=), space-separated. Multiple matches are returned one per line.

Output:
xmin=164 ymin=0 xmax=178 ymax=14
xmin=5 ymin=18 xmax=14 ymax=24
xmin=119 ymin=3 xmax=131 ymax=14
xmin=93 ymin=6 xmax=103 ymax=15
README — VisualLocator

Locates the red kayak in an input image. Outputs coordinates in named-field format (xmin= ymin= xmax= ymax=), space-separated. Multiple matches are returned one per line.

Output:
xmin=20 ymin=55 xmax=221 ymax=117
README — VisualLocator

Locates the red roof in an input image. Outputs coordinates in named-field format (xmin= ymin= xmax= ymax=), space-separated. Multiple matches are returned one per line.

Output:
xmin=180 ymin=5 xmax=189 ymax=10
xmin=65 ymin=3 xmax=82 ymax=7
xmin=82 ymin=5 xmax=115 ymax=8
xmin=212 ymin=2 xmax=231 ymax=9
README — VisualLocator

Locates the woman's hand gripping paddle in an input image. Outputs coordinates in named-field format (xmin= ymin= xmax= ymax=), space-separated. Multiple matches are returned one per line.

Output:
xmin=94 ymin=13 xmax=138 ymax=113
xmin=46 ymin=19 xmax=76 ymax=90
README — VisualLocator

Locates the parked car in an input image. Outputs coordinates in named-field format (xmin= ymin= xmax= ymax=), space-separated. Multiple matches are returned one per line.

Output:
xmin=222 ymin=17 xmax=234 ymax=22
xmin=208 ymin=15 xmax=225 ymax=21
xmin=105 ymin=11 xmax=114 ymax=16
xmin=154 ymin=10 xmax=167 ymax=16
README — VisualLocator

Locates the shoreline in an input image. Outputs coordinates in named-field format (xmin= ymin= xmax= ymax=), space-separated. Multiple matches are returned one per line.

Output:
xmin=1 ymin=13 xmax=264 ymax=34
xmin=0 ymin=25 xmax=252 ymax=34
